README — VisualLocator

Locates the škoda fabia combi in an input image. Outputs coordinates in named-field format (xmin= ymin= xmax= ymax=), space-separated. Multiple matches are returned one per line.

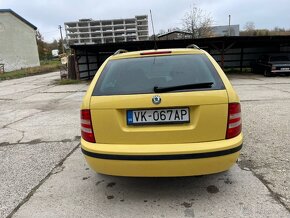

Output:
xmin=81 ymin=47 xmax=243 ymax=177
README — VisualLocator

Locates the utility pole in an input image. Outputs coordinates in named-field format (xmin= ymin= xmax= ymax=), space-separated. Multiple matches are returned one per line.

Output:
xmin=228 ymin=15 xmax=231 ymax=36
xmin=58 ymin=25 xmax=65 ymax=54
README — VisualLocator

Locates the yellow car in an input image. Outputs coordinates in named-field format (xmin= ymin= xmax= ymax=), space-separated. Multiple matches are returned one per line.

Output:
xmin=81 ymin=47 xmax=242 ymax=177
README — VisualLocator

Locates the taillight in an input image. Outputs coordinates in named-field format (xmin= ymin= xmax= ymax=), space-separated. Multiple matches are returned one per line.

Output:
xmin=81 ymin=109 xmax=95 ymax=143
xmin=140 ymin=51 xmax=171 ymax=55
xmin=226 ymin=103 xmax=242 ymax=139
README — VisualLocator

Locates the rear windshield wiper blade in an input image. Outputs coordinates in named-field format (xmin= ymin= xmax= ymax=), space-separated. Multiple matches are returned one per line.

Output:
xmin=153 ymin=82 xmax=214 ymax=93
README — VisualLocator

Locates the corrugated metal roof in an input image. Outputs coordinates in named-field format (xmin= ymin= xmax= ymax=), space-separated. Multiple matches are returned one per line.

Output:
xmin=157 ymin=31 xmax=192 ymax=38
xmin=0 ymin=9 xmax=37 ymax=30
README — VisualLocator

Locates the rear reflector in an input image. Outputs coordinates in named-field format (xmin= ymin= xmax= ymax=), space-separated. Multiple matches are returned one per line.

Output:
xmin=140 ymin=51 xmax=171 ymax=55
xmin=226 ymin=103 xmax=242 ymax=139
xmin=81 ymin=109 xmax=95 ymax=143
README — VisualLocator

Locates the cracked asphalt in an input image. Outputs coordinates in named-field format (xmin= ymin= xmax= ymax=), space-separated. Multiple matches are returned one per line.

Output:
xmin=0 ymin=72 xmax=289 ymax=217
xmin=0 ymin=72 xmax=88 ymax=217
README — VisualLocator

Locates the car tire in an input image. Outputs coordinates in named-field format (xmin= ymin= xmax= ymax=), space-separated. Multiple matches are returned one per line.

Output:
xmin=264 ymin=69 xmax=272 ymax=77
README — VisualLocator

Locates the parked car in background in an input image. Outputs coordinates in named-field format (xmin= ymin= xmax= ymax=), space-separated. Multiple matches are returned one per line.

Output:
xmin=81 ymin=47 xmax=243 ymax=177
xmin=251 ymin=55 xmax=290 ymax=77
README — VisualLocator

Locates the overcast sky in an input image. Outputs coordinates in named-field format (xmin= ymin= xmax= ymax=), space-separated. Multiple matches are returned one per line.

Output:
xmin=1 ymin=0 xmax=290 ymax=42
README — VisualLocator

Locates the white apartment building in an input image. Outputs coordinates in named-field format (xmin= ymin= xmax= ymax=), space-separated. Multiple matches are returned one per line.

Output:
xmin=64 ymin=15 xmax=149 ymax=45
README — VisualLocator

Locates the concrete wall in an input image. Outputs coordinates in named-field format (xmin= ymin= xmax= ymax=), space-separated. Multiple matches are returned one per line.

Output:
xmin=0 ymin=12 xmax=40 ymax=72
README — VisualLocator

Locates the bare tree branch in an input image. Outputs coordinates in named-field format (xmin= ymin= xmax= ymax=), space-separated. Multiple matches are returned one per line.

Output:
xmin=244 ymin=21 xmax=255 ymax=31
xmin=182 ymin=5 xmax=214 ymax=38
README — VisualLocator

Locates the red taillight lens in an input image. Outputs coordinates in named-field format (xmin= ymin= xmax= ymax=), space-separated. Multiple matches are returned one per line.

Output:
xmin=140 ymin=51 xmax=171 ymax=55
xmin=81 ymin=109 xmax=95 ymax=143
xmin=226 ymin=103 xmax=242 ymax=139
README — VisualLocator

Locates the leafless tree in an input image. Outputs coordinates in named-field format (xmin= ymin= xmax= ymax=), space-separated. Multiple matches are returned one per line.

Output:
xmin=244 ymin=21 xmax=255 ymax=31
xmin=182 ymin=5 xmax=214 ymax=38
xmin=167 ymin=27 xmax=181 ymax=32
xmin=241 ymin=23 xmax=290 ymax=36
xmin=158 ymin=29 xmax=166 ymax=35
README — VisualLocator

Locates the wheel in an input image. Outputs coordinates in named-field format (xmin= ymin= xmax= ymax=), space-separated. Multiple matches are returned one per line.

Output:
xmin=263 ymin=69 xmax=272 ymax=77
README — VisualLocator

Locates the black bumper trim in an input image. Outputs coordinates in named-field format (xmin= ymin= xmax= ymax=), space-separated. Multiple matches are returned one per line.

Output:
xmin=81 ymin=144 xmax=242 ymax=161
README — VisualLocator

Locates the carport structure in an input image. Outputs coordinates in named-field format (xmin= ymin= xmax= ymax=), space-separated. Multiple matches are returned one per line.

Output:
xmin=70 ymin=36 xmax=290 ymax=80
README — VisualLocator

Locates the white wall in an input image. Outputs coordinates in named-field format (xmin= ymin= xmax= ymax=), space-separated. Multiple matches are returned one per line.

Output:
xmin=0 ymin=12 xmax=40 ymax=72
xmin=212 ymin=25 xmax=240 ymax=37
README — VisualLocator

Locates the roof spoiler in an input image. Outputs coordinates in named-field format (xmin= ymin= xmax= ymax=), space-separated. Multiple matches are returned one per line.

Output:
xmin=186 ymin=44 xmax=200 ymax=50
xmin=114 ymin=49 xmax=128 ymax=55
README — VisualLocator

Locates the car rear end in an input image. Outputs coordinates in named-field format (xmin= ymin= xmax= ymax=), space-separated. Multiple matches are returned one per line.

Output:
xmin=81 ymin=49 xmax=243 ymax=177
xmin=269 ymin=56 xmax=290 ymax=76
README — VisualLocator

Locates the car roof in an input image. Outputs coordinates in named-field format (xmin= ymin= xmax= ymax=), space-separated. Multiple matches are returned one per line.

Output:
xmin=110 ymin=48 xmax=206 ymax=60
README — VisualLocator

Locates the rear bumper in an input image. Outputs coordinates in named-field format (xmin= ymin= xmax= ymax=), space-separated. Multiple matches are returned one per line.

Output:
xmin=81 ymin=133 xmax=243 ymax=177
xmin=271 ymin=70 xmax=290 ymax=74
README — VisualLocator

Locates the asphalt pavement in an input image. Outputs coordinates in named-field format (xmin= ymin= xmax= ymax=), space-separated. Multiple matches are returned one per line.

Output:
xmin=0 ymin=72 xmax=289 ymax=217
xmin=0 ymin=73 xmax=88 ymax=217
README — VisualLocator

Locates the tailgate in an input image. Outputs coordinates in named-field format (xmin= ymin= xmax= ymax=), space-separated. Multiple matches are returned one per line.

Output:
xmin=90 ymin=90 xmax=228 ymax=144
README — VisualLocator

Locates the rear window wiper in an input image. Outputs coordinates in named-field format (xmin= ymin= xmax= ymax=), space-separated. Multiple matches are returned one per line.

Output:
xmin=153 ymin=82 xmax=214 ymax=93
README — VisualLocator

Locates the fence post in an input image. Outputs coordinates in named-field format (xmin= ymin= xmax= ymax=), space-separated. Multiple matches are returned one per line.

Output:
xmin=221 ymin=42 xmax=225 ymax=69
xmin=240 ymin=47 xmax=244 ymax=72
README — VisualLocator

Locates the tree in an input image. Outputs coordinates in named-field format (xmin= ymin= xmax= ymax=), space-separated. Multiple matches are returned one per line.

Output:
xmin=51 ymin=39 xmax=58 ymax=48
xmin=36 ymin=31 xmax=62 ymax=60
xmin=167 ymin=27 xmax=181 ymax=32
xmin=241 ymin=24 xmax=290 ymax=36
xmin=149 ymin=34 xmax=158 ymax=41
xmin=57 ymin=39 xmax=63 ymax=53
xmin=36 ymin=31 xmax=49 ymax=60
xmin=182 ymin=5 xmax=214 ymax=38
xmin=244 ymin=21 xmax=255 ymax=32
xmin=241 ymin=22 xmax=257 ymax=36
xmin=158 ymin=29 xmax=166 ymax=35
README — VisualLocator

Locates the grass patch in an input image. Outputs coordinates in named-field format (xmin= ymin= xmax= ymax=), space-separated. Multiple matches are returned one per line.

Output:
xmin=0 ymin=59 xmax=62 ymax=81
xmin=40 ymin=59 xmax=62 ymax=66
xmin=53 ymin=79 xmax=84 ymax=85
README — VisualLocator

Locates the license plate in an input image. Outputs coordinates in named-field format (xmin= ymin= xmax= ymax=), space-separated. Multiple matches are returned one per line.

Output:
xmin=127 ymin=108 xmax=190 ymax=125
xmin=281 ymin=68 xmax=290 ymax=70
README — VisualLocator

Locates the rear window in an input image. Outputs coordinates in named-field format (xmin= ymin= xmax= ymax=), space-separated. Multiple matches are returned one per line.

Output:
xmin=93 ymin=54 xmax=224 ymax=96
